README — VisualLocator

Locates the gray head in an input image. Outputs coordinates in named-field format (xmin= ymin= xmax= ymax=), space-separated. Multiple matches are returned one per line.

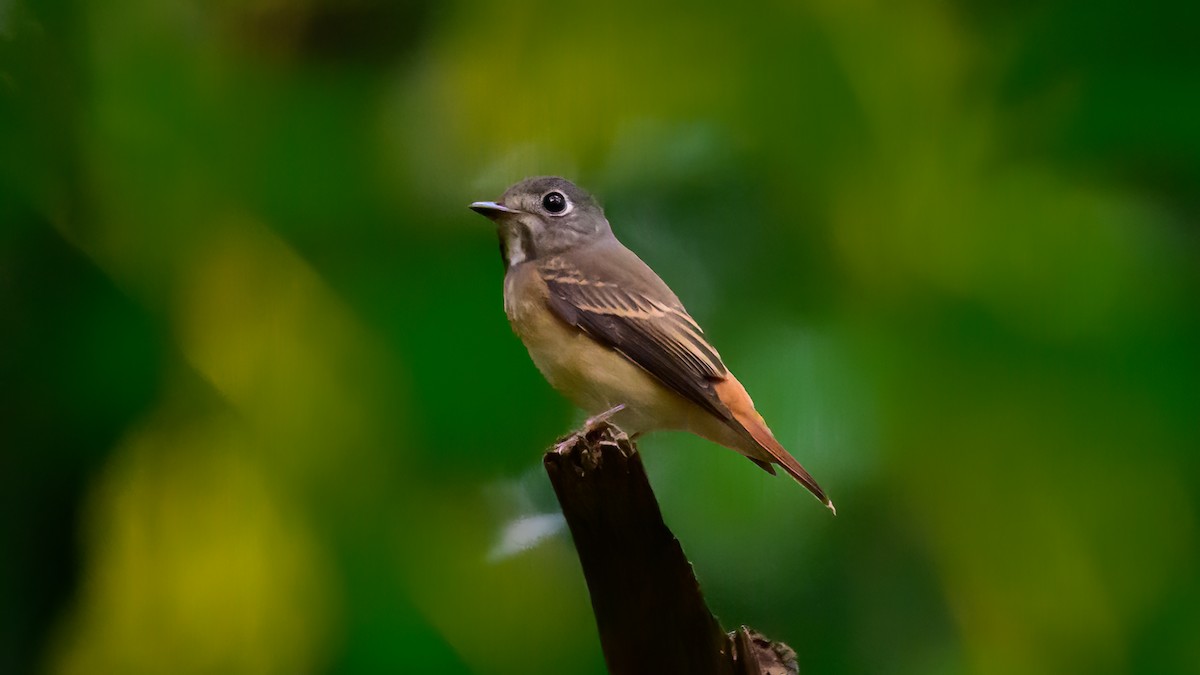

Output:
xmin=470 ymin=176 xmax=612 ymax=268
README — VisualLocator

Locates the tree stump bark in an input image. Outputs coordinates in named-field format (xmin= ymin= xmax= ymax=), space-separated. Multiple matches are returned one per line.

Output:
xmin=543 ymin=422 xmax=799 ymax=675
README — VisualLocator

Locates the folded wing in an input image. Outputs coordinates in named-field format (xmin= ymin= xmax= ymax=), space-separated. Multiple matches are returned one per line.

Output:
xmin=538 ymin=253 xmax=833 ymax=510
xmin=538 ymin=255 xmax=731 ymax=423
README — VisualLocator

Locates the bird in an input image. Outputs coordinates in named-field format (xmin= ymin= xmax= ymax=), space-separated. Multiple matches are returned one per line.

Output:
xmin=470 ymin=177 xmax=834 ymax=513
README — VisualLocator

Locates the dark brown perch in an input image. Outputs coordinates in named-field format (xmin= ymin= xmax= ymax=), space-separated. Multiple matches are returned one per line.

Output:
xmin=543 ymin=422 xmax=799 ymax=675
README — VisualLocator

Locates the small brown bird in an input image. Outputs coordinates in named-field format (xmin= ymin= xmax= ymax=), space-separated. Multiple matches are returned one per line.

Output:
xmin=471 ymin=177 xmax=834 ymax=512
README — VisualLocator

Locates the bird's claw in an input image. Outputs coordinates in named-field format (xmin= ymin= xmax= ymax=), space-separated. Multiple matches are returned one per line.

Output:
xmin=582 ymin=403 xmax=626 ymax=434
xmin=553 ymin=403 xmax=627 ymax=454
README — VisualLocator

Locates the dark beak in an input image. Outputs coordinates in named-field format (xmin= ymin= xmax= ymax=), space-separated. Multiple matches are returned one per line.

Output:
xmin=469 ymin=201 xmax=521 ymax=219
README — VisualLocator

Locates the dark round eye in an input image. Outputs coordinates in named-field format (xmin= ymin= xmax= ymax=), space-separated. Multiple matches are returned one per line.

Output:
xmin=542 ymin=191 xmax=567 ymax=214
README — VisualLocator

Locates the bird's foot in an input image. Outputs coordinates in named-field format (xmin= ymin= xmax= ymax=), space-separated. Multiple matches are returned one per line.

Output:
xmin=552 ymin=435 xmax=578 ymax=455
xmin=553 ymin=403 xmax=626 ymax=454
xmin=583 ymin=403 xmax=626 ymax=433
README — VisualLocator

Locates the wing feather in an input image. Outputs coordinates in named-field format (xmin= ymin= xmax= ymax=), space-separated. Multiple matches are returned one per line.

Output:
xmin=538 ymin=257 xmax=731 ymax=421
xmin=537 ymin=250 xmax=833 ymax=509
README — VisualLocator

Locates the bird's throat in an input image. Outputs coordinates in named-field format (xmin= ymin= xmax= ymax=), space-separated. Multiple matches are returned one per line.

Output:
xmin=499 ymin=223 xmax=536 ymax=268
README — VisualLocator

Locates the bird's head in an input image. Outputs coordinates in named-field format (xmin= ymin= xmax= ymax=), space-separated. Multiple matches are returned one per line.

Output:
xmin=470 ymin=176 xmax=611 ymax=267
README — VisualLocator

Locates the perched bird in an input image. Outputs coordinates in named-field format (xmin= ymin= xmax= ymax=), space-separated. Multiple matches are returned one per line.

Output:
xmin=471 ymin=177 xmax=834 ymax=513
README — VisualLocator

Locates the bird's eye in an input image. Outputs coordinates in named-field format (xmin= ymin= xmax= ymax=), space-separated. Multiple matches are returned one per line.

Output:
xmin=542 ymin=191 xmax=568 ymax=214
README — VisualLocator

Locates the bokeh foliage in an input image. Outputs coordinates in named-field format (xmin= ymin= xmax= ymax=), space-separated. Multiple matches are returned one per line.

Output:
xmin=2 ymin=0 xmax=1197 ymax=674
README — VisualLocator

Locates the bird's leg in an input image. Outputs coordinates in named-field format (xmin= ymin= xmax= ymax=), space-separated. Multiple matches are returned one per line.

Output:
xmin=582 ymin=403 xmax=626 ymax=433
xmin=553 ymin=403 xmax=627 ymax=454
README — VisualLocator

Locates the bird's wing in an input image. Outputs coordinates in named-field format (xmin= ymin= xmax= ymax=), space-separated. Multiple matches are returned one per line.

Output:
xmin=539 ymin=250 xmax=833 ymax=510
xmin=537 ymin=255 xmax=733 ymax=422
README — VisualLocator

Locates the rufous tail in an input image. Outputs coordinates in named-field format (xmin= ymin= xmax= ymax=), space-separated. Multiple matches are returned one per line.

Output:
xmin=713 ymin=376 xmax=836 ymax=514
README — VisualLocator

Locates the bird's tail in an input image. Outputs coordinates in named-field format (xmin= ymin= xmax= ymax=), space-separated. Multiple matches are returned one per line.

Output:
xmin=713 ymin=376 xmax=836 ymax=514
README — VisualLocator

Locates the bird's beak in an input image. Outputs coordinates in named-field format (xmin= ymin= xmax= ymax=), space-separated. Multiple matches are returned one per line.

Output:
xmin=469 ymin=201 xmax=521 ymax=219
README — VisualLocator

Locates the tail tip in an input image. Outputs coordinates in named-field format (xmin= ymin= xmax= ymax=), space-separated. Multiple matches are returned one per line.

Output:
xmin=824 ymin=498 xmax=837 ymax=516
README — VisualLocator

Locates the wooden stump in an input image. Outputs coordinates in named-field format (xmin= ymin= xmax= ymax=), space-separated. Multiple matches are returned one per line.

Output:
xmin=543 ymin=423 xmax=799 ymax=675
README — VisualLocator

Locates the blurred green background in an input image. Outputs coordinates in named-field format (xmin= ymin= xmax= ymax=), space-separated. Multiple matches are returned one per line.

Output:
xmin=2 ymin=0 xmax=1198 ymax=673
